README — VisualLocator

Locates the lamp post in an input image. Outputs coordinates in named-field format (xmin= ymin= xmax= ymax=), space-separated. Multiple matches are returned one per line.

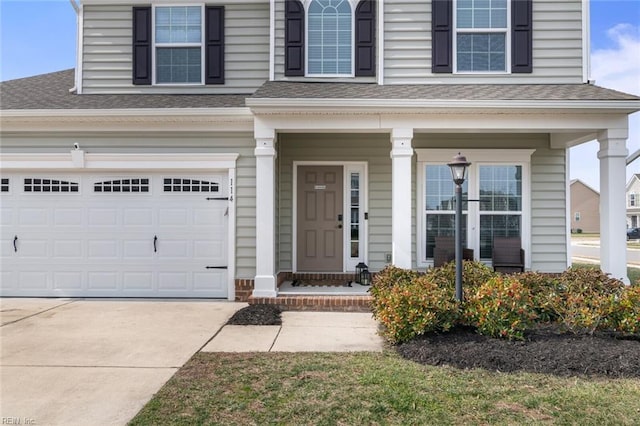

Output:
xmin=447 ymin=153 xmax=471 ymax=302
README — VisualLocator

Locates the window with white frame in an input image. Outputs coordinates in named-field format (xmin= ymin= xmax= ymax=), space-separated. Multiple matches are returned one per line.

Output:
xmin=417 ymin=149 xmax=532 ymax=266
xmin=307 ymin=0 xmax=353 ymax=75
xmin=455 ymin=0 xmax=508 ymax=72
xmin=155 ymin=6 xmax=203 ymax=84
xmin=630 ymin=193 xmax=637 ymax=207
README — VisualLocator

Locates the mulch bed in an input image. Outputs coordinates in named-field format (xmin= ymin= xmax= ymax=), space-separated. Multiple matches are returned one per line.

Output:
xmin=398 ymin=326 xmax=640 ymax=378
xmin=226 ymin=304 xmax=282 ymax=326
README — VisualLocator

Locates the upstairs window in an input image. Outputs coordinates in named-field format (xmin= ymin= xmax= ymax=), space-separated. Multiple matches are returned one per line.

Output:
xmin=432 ymin=0 xmax=532 ymax=74
xmin=308 ymin=0 xmax=353 ymax=75
xmin=630 ymin=193 xmax=637 ymax=207
xmin=284 ymin=0 xmax=376 ymax=77
xmin=155 ymin=6 xmax=203 ymax=84
xmin=455 ymin=0 xmax=508 ymax=72
xmin=133 ymin=5 xmax=224 ymax=85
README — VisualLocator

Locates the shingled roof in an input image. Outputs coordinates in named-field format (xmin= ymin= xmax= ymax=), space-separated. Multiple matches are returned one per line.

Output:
xmin=0 ymin=69 xmax=248 ymax=110
xmin=2 ymin=69 xmax=638 ymax=111
xmin=251 ymin=81 xmax=640 ymax=101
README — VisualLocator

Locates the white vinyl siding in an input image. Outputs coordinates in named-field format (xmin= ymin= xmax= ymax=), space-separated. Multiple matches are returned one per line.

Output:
xmin=82 ymin=4 xmax=270 ymax=94
xmin=383 ymin=0 xmax=584 ymax=84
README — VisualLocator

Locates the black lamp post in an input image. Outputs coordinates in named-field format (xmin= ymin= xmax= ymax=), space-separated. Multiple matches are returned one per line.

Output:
xmin=447 ymin=153 xmax=471 ymax=302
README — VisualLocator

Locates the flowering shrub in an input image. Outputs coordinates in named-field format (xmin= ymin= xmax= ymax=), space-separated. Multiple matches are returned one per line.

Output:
xmin=423 ymin=260 xmax=496 ymax=298
xmin=545 ymin=268 xmax=625 ymax=334
xmin=369 ymin=266 xmax=420 ymax=317
xmin=513 ymin=271 xmax=559 ymax=323
xmin=371 ymin=276 xmax=459 ymax=344
xmin=465 ymin=276 xmax=537 ymax=340
xmin=611 ymin=285 xmax=640 ymax=334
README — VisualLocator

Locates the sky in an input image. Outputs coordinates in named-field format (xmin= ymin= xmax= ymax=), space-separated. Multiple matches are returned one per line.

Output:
xmin=1 ymin=0 xmax=639 ymax=191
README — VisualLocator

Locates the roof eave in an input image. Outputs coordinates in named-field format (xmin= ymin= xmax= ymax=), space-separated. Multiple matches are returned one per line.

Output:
xmin=246 ymin=98 xmax=640 ymax=113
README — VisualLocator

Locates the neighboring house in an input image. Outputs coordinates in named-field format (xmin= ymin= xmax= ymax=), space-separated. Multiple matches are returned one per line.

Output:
xmin=569 ymin=179 xmax=599 ymax=233
xmin=626 ymin=174 xmax=640 ymax=228
xmin=1 ymin=0 xmax=639 ymax=300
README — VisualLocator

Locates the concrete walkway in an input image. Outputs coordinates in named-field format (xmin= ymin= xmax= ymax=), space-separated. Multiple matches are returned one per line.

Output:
xmin=202 ymin=311 xmax=384 ymax=352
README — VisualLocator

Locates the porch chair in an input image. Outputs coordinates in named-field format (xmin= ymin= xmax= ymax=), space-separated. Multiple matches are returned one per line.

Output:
xmin=433 ymin=236 xmax=474 ymax=267
xmin=492 ymin=237 xmax=525 ymax=273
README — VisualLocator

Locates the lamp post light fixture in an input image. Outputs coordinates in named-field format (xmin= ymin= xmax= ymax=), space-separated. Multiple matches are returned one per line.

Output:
xmin=447 ymin=153 xmax=471 ymax=302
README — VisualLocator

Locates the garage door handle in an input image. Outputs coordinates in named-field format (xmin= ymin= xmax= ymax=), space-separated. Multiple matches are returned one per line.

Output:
xmin=206 ymin=266 xmax=227 ymax=269
xmin=153 ymin=236 xmax=158 ymax=253
xmin=13 ymin=235 xmax=18 ymax=252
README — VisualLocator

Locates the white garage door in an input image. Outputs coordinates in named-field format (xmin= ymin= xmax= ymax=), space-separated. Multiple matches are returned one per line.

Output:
xmin=0 ymin=173 xmax=229 ymax=298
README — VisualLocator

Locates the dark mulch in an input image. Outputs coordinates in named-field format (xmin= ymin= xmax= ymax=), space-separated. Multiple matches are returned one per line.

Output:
xmin=398 ymin=326 xmax=640 ymax=378
xmin=226 ymin=304 xmax=282 ymax=326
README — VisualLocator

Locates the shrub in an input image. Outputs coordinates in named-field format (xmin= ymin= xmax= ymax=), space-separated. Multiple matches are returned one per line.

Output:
xmin=611 ymin=285 xmax=640 ymax=334
xmin=465 ymin=276 xmax=537 ymax=340
xmin=546 ymin=268 xmax=625 ymax=334
xmin=423 ymin=260 xmax=496 ymax=298
xmin=370 ymin=266 xmax=420 ymax=316
xmin=513 ymin=271 xmax=559 ymax=323
xmin=372 ymin=275 xmax=460 ymax=344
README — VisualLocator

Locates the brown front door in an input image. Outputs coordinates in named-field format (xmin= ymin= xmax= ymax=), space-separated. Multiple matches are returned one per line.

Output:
xmin=297 ymin=166 xmax=344 ymax=271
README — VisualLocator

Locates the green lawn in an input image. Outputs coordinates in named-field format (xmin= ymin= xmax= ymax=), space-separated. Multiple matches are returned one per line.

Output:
xmin=130 ymin=352 xmax=640 ymax=426
xmin=572 ymin=262 xmax=640 ymax=284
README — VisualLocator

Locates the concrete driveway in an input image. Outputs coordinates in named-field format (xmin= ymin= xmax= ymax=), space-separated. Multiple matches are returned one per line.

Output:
xmin=0 ymin=298 xmax=244 ymax=425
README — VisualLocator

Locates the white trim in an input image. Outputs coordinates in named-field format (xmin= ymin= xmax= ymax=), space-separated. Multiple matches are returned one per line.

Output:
xmin=75 ymin=4 xmax=84 ymax=94
xmin=566 ymin=148 xmax=572 ymax=268
xmin=0 ymin=153 xmax=240 ymax=171
xmin=269 ymin=0 xmax=275 ymax=81
xmin=582 ymin=0 xmax=590 ymax=83
xmin=227 ymin=167 xmax=237 ymax=300
xmin=453 ymin=0 xmax=511 ymax=74
xmin=416 ymin=149 xmax=534 ymax=269
xmin=377 ymin=0 xmax=384 ymax=84
xmin=292 ymin=161 xmax=368 ymax=273
xmin=304 ymin=0 xmax=357 ymax=78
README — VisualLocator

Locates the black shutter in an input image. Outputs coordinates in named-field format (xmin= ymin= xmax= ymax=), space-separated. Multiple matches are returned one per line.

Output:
xmin=431 ymin=0 xmax=453 ymax=73
xmin=285 ymin=0 xmax=304 ymax=76
xmin=512 ymin=0 xmax=533 ymax=73
xmin=355 ymin=0 xmax=376 ymax=77
xmin=132 ymin=7 xmax=151 ymax=85
xmin=205 ymin=6 xmax=225 ymax=84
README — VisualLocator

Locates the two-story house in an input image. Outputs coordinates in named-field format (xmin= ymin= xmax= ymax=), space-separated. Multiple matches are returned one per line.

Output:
xmin=1 ymin=0 xmax=639 ymax=302
xmin=626 ymin=174 xmax=640 ymax=228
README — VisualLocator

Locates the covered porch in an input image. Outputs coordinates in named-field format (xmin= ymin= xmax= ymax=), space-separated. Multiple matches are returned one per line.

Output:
xmin=246 ymin=82 xmax=640 ymax=298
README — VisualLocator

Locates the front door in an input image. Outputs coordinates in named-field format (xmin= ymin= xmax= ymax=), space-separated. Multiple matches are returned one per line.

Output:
xmin=297 ymin=166 xmax=343 ymax=271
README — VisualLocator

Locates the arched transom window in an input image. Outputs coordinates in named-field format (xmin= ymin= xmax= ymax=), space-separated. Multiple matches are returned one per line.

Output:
xmin=307 ymin=0 xmax=352 ymax=75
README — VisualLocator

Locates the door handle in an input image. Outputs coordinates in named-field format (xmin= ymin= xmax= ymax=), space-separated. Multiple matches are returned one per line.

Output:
xmin=13 ymin=235 xmax=18 ymax=252
xmin=337 ymin=214 xmax=343 ymax=229
xmin=153 ymin=236 xmax=158 ymax=253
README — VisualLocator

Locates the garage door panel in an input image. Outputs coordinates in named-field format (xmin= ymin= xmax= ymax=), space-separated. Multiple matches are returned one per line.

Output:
xmin=123 ymin=209 xmax=154 ymax=227
xmin=19 ymin=208 xmax=49 ymax=226
xmin=123 ymin=240 xmax=154 ymax=258
xmin=88 ymin=240 xmax=119 ymax=259
xmin=88 ymin=208 xmax=119 ymax=226
xmin=194 ymin=272 xmax=225 ymax=291
xmin=53 ymin=240 xmax=84 ymax=258
xmin=54 ymin=208 xmax=84 ymax=227
xmin=123 ymin=273 xmax=153 ymax=290
xmin=18 ymin=272 xmax=48 ymax=290
xmin=1 ymin=172 xmax=229 ymax=298
xmin=87 ymin=272 xmax=119 ymax=290
xmin=53 ymin=272 xmax=83 ymax=290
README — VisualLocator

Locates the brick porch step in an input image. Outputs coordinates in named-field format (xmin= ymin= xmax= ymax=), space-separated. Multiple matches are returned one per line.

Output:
xmin=248 ymin=295 xmax=372 ymax=312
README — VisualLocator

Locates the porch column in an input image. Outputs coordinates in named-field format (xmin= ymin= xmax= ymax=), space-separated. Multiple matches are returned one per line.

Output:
xmin=253 ymin=131 xmax=278 ymax=297
xmin=598 ymin=129 xmax=629 ymax=283
xmin=390 ymin=128 xmax=414 ymax=269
